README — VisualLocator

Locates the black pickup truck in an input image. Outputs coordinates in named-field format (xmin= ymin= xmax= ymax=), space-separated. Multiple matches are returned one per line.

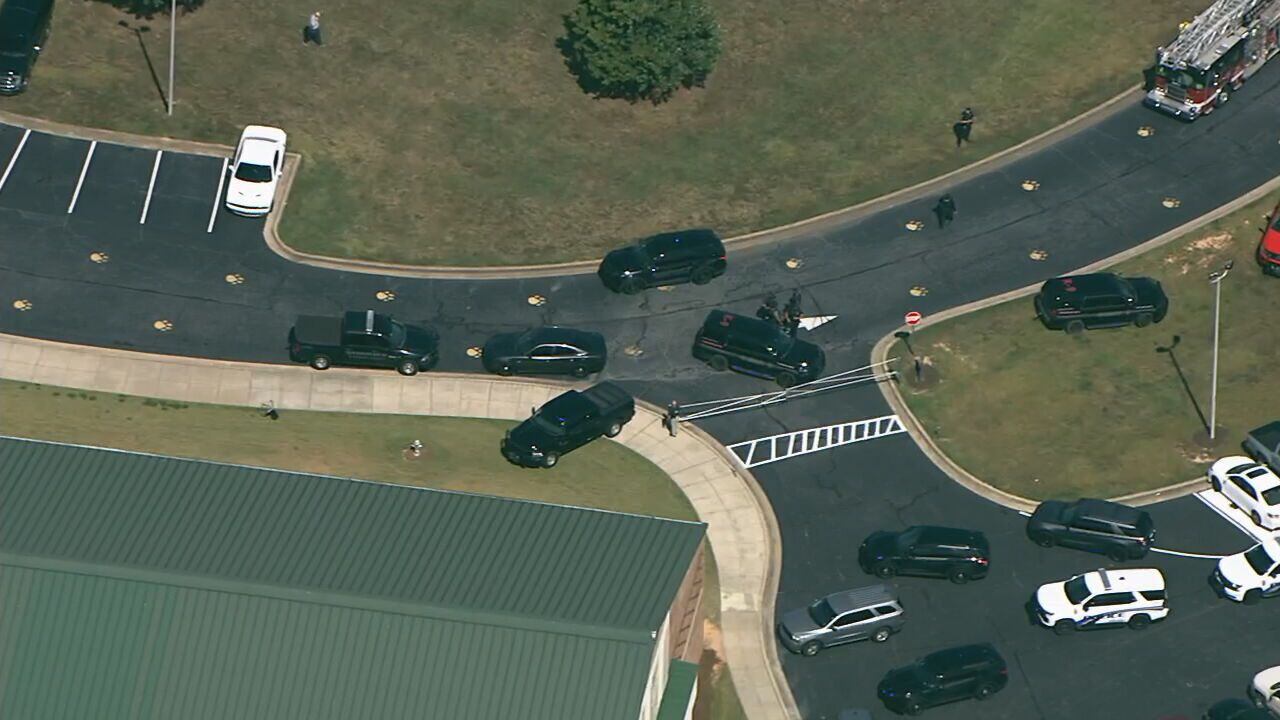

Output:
xmin=501 ymin=382 xmax=635 ymax=468
xmin=288 ymin=310 xmax=439 ymax=375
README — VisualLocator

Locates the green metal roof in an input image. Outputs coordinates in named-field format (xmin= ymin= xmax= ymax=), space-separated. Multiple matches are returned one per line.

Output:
xmin=655 ymin=660 xmax=700 ymax=720
xmin=0 ymin=436 xmax=706 ymax=720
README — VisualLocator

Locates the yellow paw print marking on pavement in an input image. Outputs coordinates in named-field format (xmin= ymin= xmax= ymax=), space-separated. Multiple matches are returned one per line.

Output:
xmin=90 ymin=252 xmax=110 ymax=264
xmin=1162 ymin=197 xmax=1182 ymax=209
xmin=153 ymin=319 xmax=174 ymax=332
xmin=1137 ymin=126 xmax=1155 ymax=138
xmin=909 ymin=285 xmax=929 ymax=297
xmin=12 ymin=299 xmax=32 ymax=311
xmin=785 ymin=257 xmax=804 ymax=270
xmin=224 ymin=273 xmax=245 ymax=285
xmin=623 ymin=344 xmax=644 ymax=357
xmin=527 ymin=294 xmax=547 ymax=306
xmin=466 ymin=346 xmax=483 ymax=359
xmin=1029 ymin=249 xmax=1049 ymax=261
xmin=905 ymin=219 xmax=925 ymax=232
xmin=375 ymin=290 xmax=396 ymax=302
xmin=656 ymin=285 xmax=674 ymax=292
xmin=1021 ymin=180 xmax=1040 ymax=192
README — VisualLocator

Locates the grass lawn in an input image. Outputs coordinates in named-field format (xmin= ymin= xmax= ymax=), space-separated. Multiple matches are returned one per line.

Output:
xmin=8 ymin=0 xmax=1205 ymax=265
xmin=895 ymin=196 xmax=1280 ymax=501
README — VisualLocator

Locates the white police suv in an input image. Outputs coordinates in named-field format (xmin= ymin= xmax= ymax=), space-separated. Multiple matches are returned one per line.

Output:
xmin=1033 ymin=567 xmax=1168 ymax=634
xmin=1212 ymin=537 xmax=1280 ymax=604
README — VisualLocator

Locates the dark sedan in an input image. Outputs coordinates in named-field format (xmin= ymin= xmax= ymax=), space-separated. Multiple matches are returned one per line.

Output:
xmin=482 ymin=327 xmax=607 ymax=378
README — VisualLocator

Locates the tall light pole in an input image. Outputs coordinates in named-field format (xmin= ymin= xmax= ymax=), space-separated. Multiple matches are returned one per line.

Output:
xmin=167 ymin=0 xmax=176 ymax=116
xmin=1207 ymin=259 xmax=1233 ymax=442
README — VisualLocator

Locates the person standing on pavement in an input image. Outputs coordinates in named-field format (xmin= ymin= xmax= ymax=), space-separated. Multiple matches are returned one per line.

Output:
xmin=934 ymin=194 xmax=957 ymax=228
xmin=953 ymin=107 xmax=975 ymax=147
xmin=304 ymin=10 xmax=324 ymax=45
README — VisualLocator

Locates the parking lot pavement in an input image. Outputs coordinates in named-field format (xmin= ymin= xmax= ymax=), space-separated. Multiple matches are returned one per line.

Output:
xmin=141 ymin=152 xmax=228 ymax=233
xmin=0 ymin=131 xmax=87 ymax=216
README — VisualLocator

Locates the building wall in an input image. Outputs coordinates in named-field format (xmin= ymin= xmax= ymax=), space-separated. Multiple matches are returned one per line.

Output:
xmin=638 ymin=540 xmax=705 ymax=720
xmin=638 ymin=615 xmax=672 ymax=720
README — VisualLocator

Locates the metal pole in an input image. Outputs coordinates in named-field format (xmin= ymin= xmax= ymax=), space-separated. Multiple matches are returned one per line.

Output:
xmin=1209 ymin=276 xmax=1221 ymax=441
xmin=167 ymin=0 xmax=175 ymax=116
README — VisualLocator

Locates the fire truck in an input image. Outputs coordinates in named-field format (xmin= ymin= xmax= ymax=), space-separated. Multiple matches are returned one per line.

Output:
xmin=1145 ymin=0 xmax=1280 ymax=120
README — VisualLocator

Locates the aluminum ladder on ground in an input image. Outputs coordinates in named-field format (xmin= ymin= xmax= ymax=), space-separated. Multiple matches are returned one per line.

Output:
xmin=726 ymin=414 xmax=906 ymax=469
xmin=1163 ymin=0 xmax=1262 ymax=68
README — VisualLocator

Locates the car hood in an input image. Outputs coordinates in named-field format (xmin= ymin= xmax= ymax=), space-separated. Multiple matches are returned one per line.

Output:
xmin=1254 ymin=665 xmax=1280 ymax=697
xmin=505 ymin=418 xmax=549 ymax=452
xmin=1263 ymin=228 xmax=1280 ymax=254
xmin=782 ymin=339 xmax=825 ymax=375
xmin=599 ymin=246 xmax=646 ymax=274
xmin=779 ymin=608 xmax=822 ymax=638
xmin=403 ymin=325 xmax=439 ymax=354
xmin=1127 ymin=277 xmax=1166 ymax=306
xmin=1219 ymin=551 xmax=1261 ymax=588
xmin=482 ymin=332 xmax=521 ymax=362
xmin=1034 ymin=582 xmax=1073 ymax=618
xmin=878 ymin=666 xmax=925 ymax=696
xmin=0 ymin=53 xmax=28 ymax=76
xmin=226 ymin=177 xmax=276 ymax=206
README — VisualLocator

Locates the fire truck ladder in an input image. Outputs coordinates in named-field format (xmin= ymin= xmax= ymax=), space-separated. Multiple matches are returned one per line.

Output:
xmin=1163 ymin=0 xmax=1262 ymax=68
xmin=726 ymin=414 xmax=906 ymax=469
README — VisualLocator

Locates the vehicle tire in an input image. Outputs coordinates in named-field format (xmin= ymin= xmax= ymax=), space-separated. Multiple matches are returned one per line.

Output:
xmin=1108 ymin=547 xmax=1129 ymax=563
xmin=1252 ymin=510 xmax=1264 ymax=527
xmin=310 ymin=355 xmax=331 ymax=371
xmin=542 ymin=452 xmax=559 ymax=469
xmin=572 ymin=365 xmax=589 ymax=379
xmin=604 ymin=422 xmax=623 ymax=438
xmin=1031 ymin=533 xmax=1055 ymax=549
xmin=1134 ymin=312 xmax=1153 ymax=328
xmin=397 ymin=360 xmax=419 ymax=376
xmin=904 ymin=700 xmax=923 ymax=716
xmin=619 ymin=277 xmax=644 ymax=295
xmin=497 ymin=365 xmax=514 ymax=377
xmin=974 ymin=684 xmax=996 ymax=701
xmin=948 ymin=568 xmax=969 ymax=585
xmin=1065 ymin=320 xmax=1085 ymax=336
xmin=1211 ymin=476 xmax=1222 ymax=492
xmin=708 ymin=355 xmax=729 ymax=372
xmin=1243 ymin=589 xmax=1262 ymax=605
xmin=776 ymin=372 xmax=798 ymax=389
xmin=1053 ymin=619 xmax=1076 ymax=636
xmin=1127 ymin=614 xmax=1151 ymax=631
xmin=873 ymin=562 xmax=896 ymax=579
xmin=800 ymin=641 xmax=822 ymax=657
xmin=691 ymin=264 xmax=717 ymax=285
xmin=871 ymin=627 xmax=892 ymax=643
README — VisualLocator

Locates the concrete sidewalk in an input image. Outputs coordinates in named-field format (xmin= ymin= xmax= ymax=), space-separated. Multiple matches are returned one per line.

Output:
xmin=0 ymin=333 xmax=800 ymax=720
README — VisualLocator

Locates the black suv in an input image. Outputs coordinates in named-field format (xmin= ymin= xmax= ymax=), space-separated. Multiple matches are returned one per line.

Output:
xmin=692 ymin=309 xmax=824 ymax=388
xmin=1033 ymin=272 xmax=1168 ymax=333
xmin=858 ymin=526 xmax=991 ymax=584
xmin=0 ymin=0 xmax=53 ymax=95
xmin=877 ymin=643 xmax=1008 ymax=716
xmin=597 ymin=229 xmax=726 ymax=294
xmin=1026 ymin=498 xmax=1155 ymax=562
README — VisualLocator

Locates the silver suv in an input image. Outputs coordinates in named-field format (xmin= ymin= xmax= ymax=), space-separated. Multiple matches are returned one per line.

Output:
xmin=777 ymin=584 xmax=905 ymax=656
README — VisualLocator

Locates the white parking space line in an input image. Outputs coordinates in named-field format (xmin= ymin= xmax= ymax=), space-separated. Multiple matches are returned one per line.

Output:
xmin=207 ymin=157 xmax=228 ymax=233
xmin=1194 ymin=489 xmax=1278 ymax=544
xmin=139 ymin=150 xmax=163 ymax=225
xmin=67 ymin=141 xmax=97 ymax=214
xmin=1150 ymin=547 xmax=1225 ymax=560
xmin=0 ymin=128 xmax=31 ymax=195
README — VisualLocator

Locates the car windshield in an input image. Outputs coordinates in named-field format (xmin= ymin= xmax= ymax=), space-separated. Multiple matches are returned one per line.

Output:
xmin=1245 ymin=543 xmax=1279 ymax=575
xmin=1271 ymin=213 xmax=1280 ymax=231
xmin=234 ymin=162 xmax=273 ymax=183
xmin=1063 ymin=576 xmax=1091 ymax=605
xmin=1263 ymin=487 xmax=1280 ymax=506
xmin=808 ymin=599 xmax=837 ymax=627
xmin=531 ymin=414 xmax=567 ymax=436
xmin=386 ymin=320 xmax=407 ymax=348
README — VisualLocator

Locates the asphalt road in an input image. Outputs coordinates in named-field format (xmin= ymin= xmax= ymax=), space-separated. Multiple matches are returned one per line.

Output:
xmin=4 ymin=62 xmax=1280 ymax=719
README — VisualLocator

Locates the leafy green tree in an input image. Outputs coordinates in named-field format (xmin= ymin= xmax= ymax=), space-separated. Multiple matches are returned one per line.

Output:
xmin=98 ymin=0 xmax=205 ymax=19
xmin=559 ymin=0 xmax=722 ymax=104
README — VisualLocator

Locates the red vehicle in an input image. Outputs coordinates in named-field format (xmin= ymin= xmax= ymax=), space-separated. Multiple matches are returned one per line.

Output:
xmin=1259 ymin=201 xmax=1280 ymax=275
xmin=1145 ymin=0 xmax=1280 ymax=120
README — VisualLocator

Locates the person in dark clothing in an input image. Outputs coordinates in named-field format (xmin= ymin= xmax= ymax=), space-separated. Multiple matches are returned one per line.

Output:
xmin=757 ymin=294 xmax=783 ymax=326
xmin=954 ymin=107 xmax=975 ymax=147
xmin=934 ymin=194 xmax=957 ymax=228
xmin=782 ymin=290 xmax=803 ymax=337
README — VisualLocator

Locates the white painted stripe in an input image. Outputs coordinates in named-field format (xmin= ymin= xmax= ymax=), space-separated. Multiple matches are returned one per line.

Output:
xmin=1194 ymin=490 xmax=1275 ymax=544
xmin=1016 ymin=510 xmax=1032 ymax=517
xmin=0 ymin=128 xmax=31 ymax=194
xmin=67 ymin=140 xmax=97 ymax=214
xmin=727 ymin=414 xmax=906 ymax=468
xmin=139 ymin=150 xmax=163 ymax=225
xmin=207 ymin=157 xmax=228 ymax=233
xmin=1150 ymin=547 xmax=1225 ymax=560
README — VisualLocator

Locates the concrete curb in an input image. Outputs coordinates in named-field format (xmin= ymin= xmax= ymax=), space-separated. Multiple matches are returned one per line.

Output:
xmin=0 ymin=85 xmax=1142 ymax=279
xmin=873 ymin=173 xmax=1280 ymax=511
xmin=0 ymin=332 xmax=799 ymax=720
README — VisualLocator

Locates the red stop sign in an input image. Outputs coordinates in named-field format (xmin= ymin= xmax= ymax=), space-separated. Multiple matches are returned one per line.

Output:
xmin=905 ymin=311 xmax=923 ymax=326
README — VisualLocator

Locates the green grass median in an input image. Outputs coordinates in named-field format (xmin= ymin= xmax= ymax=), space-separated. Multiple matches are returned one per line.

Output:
xmin=895 ymin=195 xmax=1280 ymax=500
xmin=10 ymin=0 xmax=1204 ymax=265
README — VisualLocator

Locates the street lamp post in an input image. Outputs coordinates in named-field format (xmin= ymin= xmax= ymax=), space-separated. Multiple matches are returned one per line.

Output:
xmin=1207 ymin=260 xmax=1234 ymax=442
xmin=167 ymin=0 xmax=175 ymax=116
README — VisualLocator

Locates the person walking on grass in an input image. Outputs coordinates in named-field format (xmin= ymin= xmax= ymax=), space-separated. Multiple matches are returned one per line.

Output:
xmin=304 ymin=10 xmax=323 ymax=45
xmin=953 ymin=107 xmax=975 ymax=147
xmin=934 ymin=194 xmax=957 ymax=228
